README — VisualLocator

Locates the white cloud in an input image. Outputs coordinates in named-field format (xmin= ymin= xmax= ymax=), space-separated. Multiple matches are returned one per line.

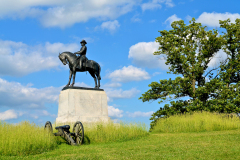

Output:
xmin=0 ymin=78 xmax=60 ymax=109
xmin=128 ymin=41 xmax=170 ymax=69
xmin=95 ymin=20 xmax=120 ymax=33
xmin=141 ymin=0 xmax=174 ymax=11
xmin=107 ymin=65 xmax=150 ymax=82
xmin=141 ymin=2 xmax=162 ymax=11
xmin=128 ymin=41 xmax=226 ymax=71
xmin=196 ymin=12 xmax=240 ymax=27
xmin=30 ymin=114 xmax=39 ymax=119
xmin=127 ymin=111 xmax=154 ymax=118
xmin=131 ymin=14 xmax=141 ymax=22
xmin=165 ymin=14 xmax=181 ymax=26
xmin=45 ymin=42 xmax=78 ymax=54
xmin=0 ymin=109 xmax=18 ymax=120
xmin=0 ymin=0 xmax=140 ymax=28
xmin=103 ymin=82 xmax=122 ymax=88
xmin=0 ymin=109 xmax=57 ymax=121
xmin=207 ymin=49 xmax=228 ymax=68
xmin=108 ymin=106 xmax=123 ymax=118
xmin=27 ymin=110 xmax=56 ymax=119
xmin=195 ymin=49 xmax=228 ymax=77
xmin=165 ymin=0 xmax=175 ymax=7
xmin=205 ymin=77 xmax=210 ymax=83
xmin=149 ymin=19 xmax=156 ymax=23
xmin=152 ymin=72 xmax=161 ymax=76
xmin=0 ymin=39 xmax=78 ymax=76
xmin=74 ymin=82 xmax=92 ymax=88
xmin=41 ymin=110 xmax=57 ymax=117
xmin=186 ymin=15 xmax=192 ymax=21
xmin=105 ymin=88 xmax=140 ymax=101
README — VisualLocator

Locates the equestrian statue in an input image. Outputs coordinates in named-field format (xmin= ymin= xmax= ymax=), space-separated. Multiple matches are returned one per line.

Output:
xmin=58 ymin=40 xmax=101 ymax=89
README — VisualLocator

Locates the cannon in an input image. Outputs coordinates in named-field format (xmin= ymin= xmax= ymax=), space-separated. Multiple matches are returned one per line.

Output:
xmin=44 ymin=121 xmax=84 ymax=146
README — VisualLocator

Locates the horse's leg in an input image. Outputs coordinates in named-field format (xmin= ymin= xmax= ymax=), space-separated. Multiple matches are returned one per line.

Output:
xmin=70 ymin=68 xmax=76 ymax=87
xmin=93 ymin=75 xmax=97 ymax=88
xmin=89 ymin=71 xmax=97 ymax=88
xmin=98 ymin=79 xmax=100 ymax=89
xmin=95 ymin=71 xmax=100 ymax=89
xmin=66 ymin=70 xmax=72 ymax=87
xmin=96 ymin=68 xmax=101 ymax=89
xmin=94 ymin=77 xmax=97 ymax=88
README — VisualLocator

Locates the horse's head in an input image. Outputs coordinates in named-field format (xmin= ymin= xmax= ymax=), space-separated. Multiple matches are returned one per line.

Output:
xmin=59 ymin=52 xmax=67 ymax=65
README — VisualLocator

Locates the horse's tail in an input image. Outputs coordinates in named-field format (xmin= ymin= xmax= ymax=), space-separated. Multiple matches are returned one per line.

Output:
xmin=97 ymin=63 xmax=101 ymax=80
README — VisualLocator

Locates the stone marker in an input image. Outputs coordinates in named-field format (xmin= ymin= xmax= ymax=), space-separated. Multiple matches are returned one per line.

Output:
xmin=56 ymin=86 xmax=110 ymax=125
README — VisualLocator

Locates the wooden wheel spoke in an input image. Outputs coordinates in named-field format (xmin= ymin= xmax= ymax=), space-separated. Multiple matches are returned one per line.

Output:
xmin=73 ymin=121 xmax=84 ymax=145
xmin=44 ymin=121 xmax=53 ymax=134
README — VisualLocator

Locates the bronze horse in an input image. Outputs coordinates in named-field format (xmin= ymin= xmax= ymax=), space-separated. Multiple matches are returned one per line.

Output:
xmin=58 ymin=52 xmax=101 ymax=89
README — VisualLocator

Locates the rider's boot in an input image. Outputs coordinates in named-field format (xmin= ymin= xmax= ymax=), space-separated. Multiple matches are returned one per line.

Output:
xmin=79 ymin=60 xmax=83 ymax=71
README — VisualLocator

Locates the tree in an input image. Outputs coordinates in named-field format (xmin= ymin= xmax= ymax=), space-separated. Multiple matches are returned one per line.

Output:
xmin=219 ymin=18 xmax=240 ymax=86
xmin=139 ymin=18 xmax=237 ymax=130
xmin=204 ymin=18 xmax=240 ymax=112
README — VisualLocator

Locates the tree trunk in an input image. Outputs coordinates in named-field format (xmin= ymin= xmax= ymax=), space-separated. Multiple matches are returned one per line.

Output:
xmin=192 ymin=72 xmax=196 ymax=99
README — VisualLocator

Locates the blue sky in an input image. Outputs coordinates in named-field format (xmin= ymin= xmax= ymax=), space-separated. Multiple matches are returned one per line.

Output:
xmin=0 ymin=0 xmax=239 ymax=128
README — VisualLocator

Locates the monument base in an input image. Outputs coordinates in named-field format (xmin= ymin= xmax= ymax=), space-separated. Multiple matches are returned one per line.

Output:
xmin=56 ymin=87 xmax=110 ymax=125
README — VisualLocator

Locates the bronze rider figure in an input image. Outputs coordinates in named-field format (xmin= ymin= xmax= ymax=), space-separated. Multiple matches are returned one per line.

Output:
xmin=73 ymin=40 xmax=87 ymax=71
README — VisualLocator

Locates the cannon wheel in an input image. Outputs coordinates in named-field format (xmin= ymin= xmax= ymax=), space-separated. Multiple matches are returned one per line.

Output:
xmin=73 ymin=121 xmax=84 ymax=145
xmin=44 ymin=121 xmax=53 ymax=134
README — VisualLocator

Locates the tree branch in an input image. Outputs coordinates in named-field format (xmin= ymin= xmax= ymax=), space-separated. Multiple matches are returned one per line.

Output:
xmin=204 ymin=57 xmax=229 ymax=79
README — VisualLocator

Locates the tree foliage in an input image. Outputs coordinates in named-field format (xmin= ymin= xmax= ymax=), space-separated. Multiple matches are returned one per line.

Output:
xmin=205 ymin=18 xmax=240 ymax=113
xmin=139 ymin=18 xmax=240 ymax=130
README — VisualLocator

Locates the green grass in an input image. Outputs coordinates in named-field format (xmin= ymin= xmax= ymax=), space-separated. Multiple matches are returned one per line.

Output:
xmin=151 ymin=111 xmax=240 ymax=133
xmin=1 ymin=112 xmax=240 ymax=159
xmin=0 ymin=120 xmax=148 ymax=156
xmin=1 ymin=130 xmax=240 ymax=159
xmin=0 ymin=121 xmax=57 ymax=156
xmin=53 ymin=121 xmax=149 ymax=144
xmin=83 ymin=121 xmax=149 ymax=144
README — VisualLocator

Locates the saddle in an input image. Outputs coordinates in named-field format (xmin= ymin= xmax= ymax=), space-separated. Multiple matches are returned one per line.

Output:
xmin=82 ymin=58 xmax=89 ymax=68
xmin=76 ymin=56 xmax=89 ymax=69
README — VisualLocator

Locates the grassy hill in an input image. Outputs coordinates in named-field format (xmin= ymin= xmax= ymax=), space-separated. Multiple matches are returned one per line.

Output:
xmin=1 ymin=130 xmax=240 ymax=160
xmin=1 ymin=112 xmax=240 ymax=159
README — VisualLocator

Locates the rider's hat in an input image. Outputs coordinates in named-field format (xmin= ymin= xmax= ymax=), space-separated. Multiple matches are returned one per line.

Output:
xmin=80 ymin=40 xmax=87 ymax=44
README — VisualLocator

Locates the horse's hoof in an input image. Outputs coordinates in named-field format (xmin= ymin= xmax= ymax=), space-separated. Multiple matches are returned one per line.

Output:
xmin=65 ymin=84 xmax=69 ymax=88
xmin=70 ymin=84 xmax=74 ymax=87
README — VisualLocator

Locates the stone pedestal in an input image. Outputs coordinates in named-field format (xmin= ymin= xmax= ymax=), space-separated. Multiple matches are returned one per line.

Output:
xmin=56 ymin=87 xmax=110 ymax=124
